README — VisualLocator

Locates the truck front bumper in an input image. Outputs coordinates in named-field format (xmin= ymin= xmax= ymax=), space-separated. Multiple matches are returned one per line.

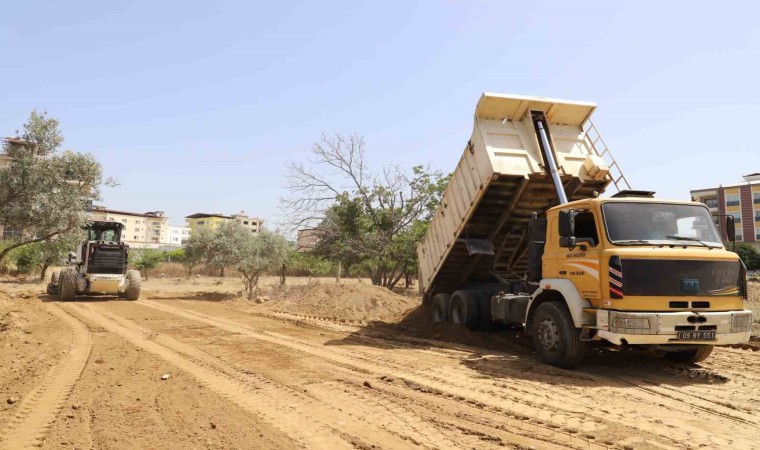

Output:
xmin=595 ymin=309 xmax=753 ymax=346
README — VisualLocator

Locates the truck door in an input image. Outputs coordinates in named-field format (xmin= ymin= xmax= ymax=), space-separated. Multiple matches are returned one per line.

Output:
xmin=544 ymin=209 xmax=602 ymax=300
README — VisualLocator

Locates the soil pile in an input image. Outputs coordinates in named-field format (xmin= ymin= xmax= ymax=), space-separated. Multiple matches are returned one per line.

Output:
xmin=266 ymin=282 xmax=419 ymax=323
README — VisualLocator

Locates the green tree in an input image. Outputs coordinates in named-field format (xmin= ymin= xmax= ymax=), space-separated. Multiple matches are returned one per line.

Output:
xmin=183 ymin=227 xmax=215 ymax=275
xmin=735 ymin=243 xmax=760 ymax=271
xmin=0 ymin=111 xmax=110 ymax=265
xmin=284 ymin=133 xmax=448 ymax=289
xmin=208 ymin=222 xmax=250 ymax=277
xmin=236 ymin=230 xmax=289 ymax=299
xmin=10 ymin=230 xmax=81 ymax=279
xmin=130 ymin=248 xmax=164 ymax=280
xmin=165 ymin=248 xmax=185 ymax=263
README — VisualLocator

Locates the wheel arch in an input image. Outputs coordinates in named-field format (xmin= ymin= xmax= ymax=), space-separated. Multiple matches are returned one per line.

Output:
xmin=525 ymin=279 xmax=593 ymax=332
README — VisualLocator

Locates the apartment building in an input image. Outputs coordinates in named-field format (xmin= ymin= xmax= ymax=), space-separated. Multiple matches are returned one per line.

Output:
xmin=691 ymin=173 xmax=760 ymax=250
xmin=185 ymin=213 xmax=230 ymax=231
xmin=89 ymin=206 xmax=170 ymax=249
xmin=167 ymin=225 xmax=191 ymax=246
xmin=231 ymin=211 xmax=263 ymax=233
xmin=186 ymin=211 xmax=263 ymax=233
xmin=296 ymin=228 xmax=318 ymax=252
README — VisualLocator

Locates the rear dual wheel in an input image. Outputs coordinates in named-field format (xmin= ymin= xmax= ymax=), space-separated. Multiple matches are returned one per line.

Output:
xmin=449 ymin=290 xmax=479 ymax=331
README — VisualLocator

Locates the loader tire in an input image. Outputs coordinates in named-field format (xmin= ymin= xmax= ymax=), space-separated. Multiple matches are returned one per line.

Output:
xmin=46 ymin=272 xmax=59 ymax=295
xmin=665 ymin=345 xmax=713 ymax=364
xmin=449 ymin=290 xmax=479 ymax=331
xmin=531 ymin=301 xmax=585 ymax=369
xmin=431 ymin=293 xmax=451 ymax=323
xmin=125 ymin=270 xmax=141 ymax=300
xmin=58 ymin=269 xmax=77 ymax=301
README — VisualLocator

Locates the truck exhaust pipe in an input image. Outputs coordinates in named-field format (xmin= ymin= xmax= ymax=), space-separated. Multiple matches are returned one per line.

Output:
xmin=531 ymin=111 xmax=568 ymax=205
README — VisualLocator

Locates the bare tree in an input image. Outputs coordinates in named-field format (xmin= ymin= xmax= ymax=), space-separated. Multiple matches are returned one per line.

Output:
xmin=281 ymin=133 xmax=448 ymax=289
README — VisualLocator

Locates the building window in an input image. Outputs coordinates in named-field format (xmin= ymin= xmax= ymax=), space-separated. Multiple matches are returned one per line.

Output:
xmin=731 ymin=212 xmax=741 ymax=224
xmin=704 ymin=198 xmax=718 ymax=208
xmin=243 ymin=221 xmax=249 ymax=225
xmin=153 ymin=230 xmax=160 ymax=236
xmin=756 ymin=211 xmax=760 ymax=222
xmin=754 ymin=192 xmax=760 ymax=204
xmin=726 ymin=194 xmax=740 ymax=207
xmin=197 ymin=220 xmax=205 ymax=225
xmin=133 ymin=235 xmax=139 ymax=240
xmin=121 ymin=219 xmax=127 ymax=223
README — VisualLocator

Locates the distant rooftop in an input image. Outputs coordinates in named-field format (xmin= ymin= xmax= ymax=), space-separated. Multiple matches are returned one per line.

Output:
xmin=185 ymin=212 xmax=231 ymax=219
xmin=690 ymin=174 xmax=760 ymax=194
xmin=91 ymin=205 xmax=166 ymax=218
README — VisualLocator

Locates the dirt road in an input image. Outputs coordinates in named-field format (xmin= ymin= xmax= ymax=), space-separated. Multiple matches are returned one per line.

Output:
xmin=1 ymin=281 xmax=759 ymax=449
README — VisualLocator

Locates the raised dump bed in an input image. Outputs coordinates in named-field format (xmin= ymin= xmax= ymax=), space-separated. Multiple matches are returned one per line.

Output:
xmin=418 ymin=93 xmax=619 ymax=299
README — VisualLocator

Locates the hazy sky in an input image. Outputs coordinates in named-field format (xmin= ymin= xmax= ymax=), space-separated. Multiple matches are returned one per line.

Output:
xmin=2 ymin=1 xmax=759 ymax=228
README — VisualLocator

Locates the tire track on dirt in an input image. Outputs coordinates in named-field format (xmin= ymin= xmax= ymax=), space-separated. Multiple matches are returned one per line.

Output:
xmin=195 ymin=307 xmax=740 ymax=447
xmin=94 ymin=303 xmax=566 ymax=449
xmin=62 ymin=303 xmax=423 ymax=450
xmin=142 ymin=299 xmax=694 ymax=449
xmin=0 ymin=304 xmax=92 ymax=449
xmin=266 ymin=309 xmax=760 ymax=439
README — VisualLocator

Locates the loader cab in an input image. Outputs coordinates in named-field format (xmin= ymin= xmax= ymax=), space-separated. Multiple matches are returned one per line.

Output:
xmin=87 ymin=221 xmax=123 ymax=243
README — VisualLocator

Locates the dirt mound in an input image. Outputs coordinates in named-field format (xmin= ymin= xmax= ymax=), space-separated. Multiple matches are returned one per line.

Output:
xmin=265 ymin=282 xmax=419 ymax=323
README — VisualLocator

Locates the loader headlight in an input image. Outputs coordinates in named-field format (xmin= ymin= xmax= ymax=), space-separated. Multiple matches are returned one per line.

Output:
xmin=613 ymin=318 xmax=650 ymax=330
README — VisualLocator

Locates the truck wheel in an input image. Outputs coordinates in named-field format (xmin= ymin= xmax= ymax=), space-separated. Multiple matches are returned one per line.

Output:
xmin=665 ymin=346 xmax=713 ymax=364
xmin=431 ymin=293 xmax=451 ymax=323
xmin=58 ymin=269 xmax=77 ymax=301
xmin=125 ymin=270 xmax=142 ymax=300
xmin=449 ymin=290 xmax=479 ymax=331
xmin=531 ymin=301 xmax=584 ymax=369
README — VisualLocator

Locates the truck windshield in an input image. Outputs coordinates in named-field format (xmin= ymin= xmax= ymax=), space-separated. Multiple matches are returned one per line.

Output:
xmin=602 ymin=202 xmax=723 ymax=247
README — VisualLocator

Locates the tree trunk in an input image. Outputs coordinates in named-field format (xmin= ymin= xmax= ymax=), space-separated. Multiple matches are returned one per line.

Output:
xmin=220 ymin=266 xmax=225 ymax=277
xmin=388 ymin=269 xmax=404 ymax=290
xmin=336 ymin=261 xmax=342 ymax=284
xmin=40 ymin=264 xmax=49 ymax=282
xmin=280 ymin=263 xmax=286 ymax=285
xmin=143 ymin=270 xmax=149 ymax=281
xmin=370 ymin=267 xmax=382 ymax=286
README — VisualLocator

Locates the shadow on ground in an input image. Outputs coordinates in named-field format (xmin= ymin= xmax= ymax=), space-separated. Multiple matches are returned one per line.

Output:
xmin=324 ymin=304 xmax=731 ymax=388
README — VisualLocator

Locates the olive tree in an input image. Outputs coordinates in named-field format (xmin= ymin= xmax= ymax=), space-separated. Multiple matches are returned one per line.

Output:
xmin=0 ymin=111 xmax=111 ymax=264
xmin=237 ymin=230 xmax=289 ymax=300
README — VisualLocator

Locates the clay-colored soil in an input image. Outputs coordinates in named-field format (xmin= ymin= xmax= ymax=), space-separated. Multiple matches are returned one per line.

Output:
xmin=1 ymin=277 xmax=759 ymax=449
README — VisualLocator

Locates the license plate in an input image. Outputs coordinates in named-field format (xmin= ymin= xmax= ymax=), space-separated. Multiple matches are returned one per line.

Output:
xmin=677 ymin=330 xmax=716 ymax=341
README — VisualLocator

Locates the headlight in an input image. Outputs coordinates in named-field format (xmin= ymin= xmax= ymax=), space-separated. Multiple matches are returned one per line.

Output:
xmin=732 ymin=313 xmax=752 ymax=332
xmin=613 ymin=318 xmax=650 ymax=329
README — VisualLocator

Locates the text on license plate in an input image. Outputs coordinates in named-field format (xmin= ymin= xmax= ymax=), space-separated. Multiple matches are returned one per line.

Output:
xmin=677 ymin=330 xmax=716 ymax=341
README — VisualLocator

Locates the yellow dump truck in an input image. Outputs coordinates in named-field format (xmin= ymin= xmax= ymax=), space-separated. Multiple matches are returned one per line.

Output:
xmin=418 ymin=93 xmax=752 ymax=368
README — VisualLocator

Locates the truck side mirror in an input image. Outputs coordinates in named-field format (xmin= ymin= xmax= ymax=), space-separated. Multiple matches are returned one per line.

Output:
xmin=559 ymin=210 xmax=577 ymax=248
xmin=726 ymin=215 xmax=736 ymax=243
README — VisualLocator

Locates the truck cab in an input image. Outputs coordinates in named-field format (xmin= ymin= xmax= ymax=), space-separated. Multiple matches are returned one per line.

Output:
xmin=525 ymin=193 xmax=752 ymax=366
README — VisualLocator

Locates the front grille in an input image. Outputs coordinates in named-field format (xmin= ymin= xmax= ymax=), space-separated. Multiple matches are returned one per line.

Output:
xmin=621 ymin=259 xmax=741 ymax=297
xmin=87 ymin=246 xmax=127 ymax=274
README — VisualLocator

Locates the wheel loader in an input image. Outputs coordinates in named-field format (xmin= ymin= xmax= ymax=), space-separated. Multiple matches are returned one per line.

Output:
xmin=47 ymin=221 xmax=142 ymax=300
